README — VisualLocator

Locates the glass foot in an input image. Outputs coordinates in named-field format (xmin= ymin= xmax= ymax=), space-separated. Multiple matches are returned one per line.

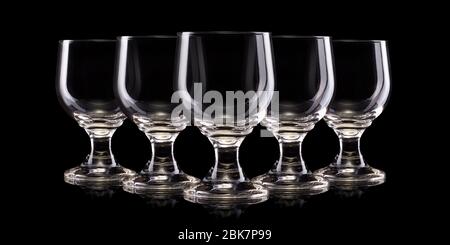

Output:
xmin=184 ymin=180 xmax=268 ymax=205
xmin=252 ymin=172 xmax=329 ymax=195
xmin=315 ymin=165 xmax=385 ymax=187
xmin=122 ymin=172 xmax=199 ymax=195
xmin=64 ymin=165 xmax=135 ymax=187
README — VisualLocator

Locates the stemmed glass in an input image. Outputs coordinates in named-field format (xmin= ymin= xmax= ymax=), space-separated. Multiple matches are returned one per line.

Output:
xmin=56 ymin=39 xmax=135 ymax=186
xmin=315 ymin=40 xmax=391 ymax=187
xmin=176 ymin=32 xmax=274 ymax=204
xmin=252 ymin=36 xmax=335 ymax=195
xmin=115 ymin=36 xmax=199 ymax=195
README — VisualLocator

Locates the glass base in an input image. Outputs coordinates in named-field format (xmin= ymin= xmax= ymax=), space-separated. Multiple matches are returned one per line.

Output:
xmin=315 ymin=165 xmax=385 ymax=187
xmin=252 ymin=172 xmax=329 ymax=195
xmin=64 ymin=165 xmax=135 ymax=187
xmin=269 ymin=196 xmax=307 ymax=208
xmin=184 ymin=180 xmax=268 ymax=205
xmin=122 ymin=172 xmax=199 ymax=195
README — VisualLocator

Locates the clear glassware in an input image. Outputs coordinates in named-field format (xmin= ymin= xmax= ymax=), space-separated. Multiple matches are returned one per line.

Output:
xmin=56 ymin=39 xmax=135 ymax=186
xmin=252 ymin=36 xmax=335 ymax=195
xmin=115 ymin=36 xmax=199 ymax=195
xmin=315 ymin=40 xmax=391 ymax=187
xmin=176 ymin=32 xmax=274 ymax=204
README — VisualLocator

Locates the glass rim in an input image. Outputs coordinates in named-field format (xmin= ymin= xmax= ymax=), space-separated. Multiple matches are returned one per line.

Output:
xmin=118 ymin=35 xmax=177 ymax=40
xmin=272 ymin=35 xmax=330 ymax=40
xmin=59 ymin=39 xmax=115 ymax=44
xmin=333 ymin=39 xmax=387 ymax=43
xmin=179 ymin=31 xmax=270 ymax=36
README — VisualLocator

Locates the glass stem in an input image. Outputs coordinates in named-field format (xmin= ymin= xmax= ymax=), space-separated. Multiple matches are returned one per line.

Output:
xmin=274 ymin=133 xmax=308 ymax=174
xmin=208 ymin=138 xmax=246 ymax=182
xmin=335 ymin=129 xmax=366 ymax=167
xmin=83 ymin=128 xmax=117 ymax=167
xmin=144 ymin=133 xmax=179 ymax=174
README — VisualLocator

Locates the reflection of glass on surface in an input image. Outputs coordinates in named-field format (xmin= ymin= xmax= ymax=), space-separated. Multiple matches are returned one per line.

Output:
xmin=79 ymin=186 xmax=121 ymax=199
xmin=204 ymin=204 xmax=248 ymax=219
xmin=269 ymin=195 xmax=307 ymax=208
xmin=141 ymin=194 xmax=183 ymax=208
xmin=330 ymin=187 xmax=367 ymax=199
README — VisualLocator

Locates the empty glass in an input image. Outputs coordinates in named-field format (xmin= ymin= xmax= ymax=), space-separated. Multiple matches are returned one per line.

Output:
xmin=176 ymin=32 xmax=274 ymax=204
xmin=115 ymin=36 xmax=199 ymax=195
xmin=252 ymin=36 xmax=335 ymax=195
xmin=315 ymin=40 xmax=391 ymax=187
xmin=56 ymin=39 xmax=135 ymax=186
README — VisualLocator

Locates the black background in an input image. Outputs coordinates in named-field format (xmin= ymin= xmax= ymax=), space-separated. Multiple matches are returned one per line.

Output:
xmin=9 ymin=2 xmax=444 ymax=243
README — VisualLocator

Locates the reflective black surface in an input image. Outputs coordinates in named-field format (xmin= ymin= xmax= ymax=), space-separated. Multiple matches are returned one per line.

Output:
xmin=11 ymin=3 xmax=440 ymax=243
